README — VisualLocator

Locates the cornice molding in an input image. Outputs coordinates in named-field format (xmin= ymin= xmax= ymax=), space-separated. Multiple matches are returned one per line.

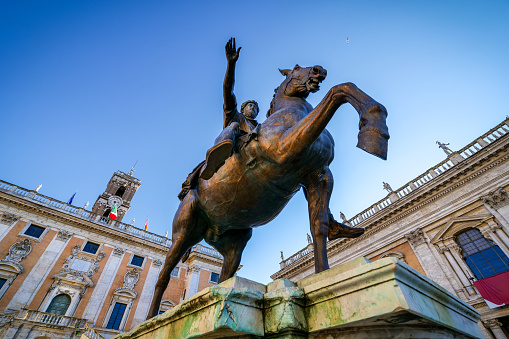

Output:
xmin=0 ymin=192 xmax=170 ymax=254
xmin=273 ymin=140 xmax=509 ymax=279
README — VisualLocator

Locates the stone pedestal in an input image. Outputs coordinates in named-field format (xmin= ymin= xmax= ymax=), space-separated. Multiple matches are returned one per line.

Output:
xmin=115 ymin=257 xmax=483 ymax=339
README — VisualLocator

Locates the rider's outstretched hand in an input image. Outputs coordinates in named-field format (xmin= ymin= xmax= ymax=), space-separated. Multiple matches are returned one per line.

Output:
xmin=225 ymin=37 xmax=241 ymax=63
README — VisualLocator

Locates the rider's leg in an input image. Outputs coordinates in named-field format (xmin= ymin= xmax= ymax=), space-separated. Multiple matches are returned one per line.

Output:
xmin=302 ymin=167 xmax=333 ymax=273
xmin=328 ymin=209 xmax=364 ymax=240
xmin=200 ymin=122 xmax=240 ymax=180
xmin=206 ymin=228 xmax=252 ymax=283
xmin=147 ymin=191 xmax=207 ymax=319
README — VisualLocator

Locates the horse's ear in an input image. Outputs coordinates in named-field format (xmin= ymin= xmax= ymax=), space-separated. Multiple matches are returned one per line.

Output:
xmin=279 ymin=68 xmax=291 ymax=76
xmin=294 ymin=64 xmax=301 ymax=70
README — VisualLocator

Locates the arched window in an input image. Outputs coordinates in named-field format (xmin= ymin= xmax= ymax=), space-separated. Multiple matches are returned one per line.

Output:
xmin=103 ymin=208 xmax=111 ymax=218
xmin=45 ymin=294 xmax=71 ymax=315
xmin=457 ymin=229 xmax=509 ymax=280
xmin=115 ymin=186 xmax=126 ymax=198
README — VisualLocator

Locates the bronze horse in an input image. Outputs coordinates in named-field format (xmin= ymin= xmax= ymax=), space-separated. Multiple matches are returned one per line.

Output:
xmin=147 ymin=63 xmax=389 ymax=318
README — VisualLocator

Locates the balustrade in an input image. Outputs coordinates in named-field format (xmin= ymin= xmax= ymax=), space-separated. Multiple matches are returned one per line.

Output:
xmin=16 ymin=309 xmax=87 ymax=328
xmin=278 ymin=119 xmax=509 ymax=269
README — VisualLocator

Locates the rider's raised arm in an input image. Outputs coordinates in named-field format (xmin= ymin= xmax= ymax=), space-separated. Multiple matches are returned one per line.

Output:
xmin=223 ymin=38 xmax=241 ymax=127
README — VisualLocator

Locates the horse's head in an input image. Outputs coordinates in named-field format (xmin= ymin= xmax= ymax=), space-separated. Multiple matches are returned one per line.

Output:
xmin=278 ymin=65 xmax=327 ymax=98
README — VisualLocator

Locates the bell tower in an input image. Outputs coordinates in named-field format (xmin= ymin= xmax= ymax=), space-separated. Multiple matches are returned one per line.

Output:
xmin=91 ymin=169 xmax=141 ymax=223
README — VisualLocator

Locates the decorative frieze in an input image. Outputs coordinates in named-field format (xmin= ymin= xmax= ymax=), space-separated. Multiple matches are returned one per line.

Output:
xmin=56 ymin=230 xmax=73 ymax=241
xmin=114 ymin=268 xmax=140 ymax=298
xmin=481 ymin=188 xmax=509 ymax=209
xmin=122 ymin=268 xmax=140 ymax=290
xmin=405 ymin=229 xmax=426 ymax=247
xmin=59 ymin=245 xmax=106 ymax=283
xmin=5 ymin=239 xmax=32 ymax=263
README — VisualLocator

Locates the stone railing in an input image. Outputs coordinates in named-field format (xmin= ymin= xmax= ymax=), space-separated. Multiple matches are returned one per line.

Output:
xmin=0 ymin=181 xmax=172 ymax=248
xmin=81 ymin=323 xmax=106 ymax=339
xmin=281 ymin=244 xmax=313 ymax=269
xmin=16 ymin=308 xmax=87 ymax=328
xmin=193 ymin=244 xmax=223 ymax=259
xmin=279 ymin=118 xmax=509 ymax=269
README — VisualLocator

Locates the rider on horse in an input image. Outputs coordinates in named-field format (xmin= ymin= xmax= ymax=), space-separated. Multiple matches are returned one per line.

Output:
xmin=178 ymin=38 xmax=260 ymax=199
xmin=178 ymin=38 xmax=361 ymax=241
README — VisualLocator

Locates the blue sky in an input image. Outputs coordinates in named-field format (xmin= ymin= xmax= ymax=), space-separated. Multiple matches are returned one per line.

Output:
xmin=1 ymin=1 xmax=508 ymax=284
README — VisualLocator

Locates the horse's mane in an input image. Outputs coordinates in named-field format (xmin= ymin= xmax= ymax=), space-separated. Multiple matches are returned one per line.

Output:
xmin=266 ymin=88 xmax=278 ymax=118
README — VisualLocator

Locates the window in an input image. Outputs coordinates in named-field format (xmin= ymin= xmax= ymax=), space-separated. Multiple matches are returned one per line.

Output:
xmin=115 ymin=186 xmax=126 ymax=198
xmin=457 ymin=229 xmax=509 ymax=280
xmin=24 ymin=224 xmax=45 ymax=238
xmin=45 ymin=294 xmax=71 ymax=315
xmin=131 ymin=255 xmax=144 ymax=267
xmin=0 ymin=278 xmax=6 ymax=291
xmin=103 ymin=208 xmax=111 ymax=218
xmin=106 ymin=302 xmax=127 ymax=330
xmin=83 ymin=241 xmax=100 ymax=254
xmin=210 ymin=272 xmax=219 ymax=283
xmin=171 ymin=267 xmax=179 ymax=277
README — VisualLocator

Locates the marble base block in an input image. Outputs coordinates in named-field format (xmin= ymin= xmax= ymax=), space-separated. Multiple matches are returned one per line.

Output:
xmin=115 ymin=257 xmax=483 ymax=339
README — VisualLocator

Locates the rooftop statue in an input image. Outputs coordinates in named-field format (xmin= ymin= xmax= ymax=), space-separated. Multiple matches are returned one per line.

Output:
xmin=148 ymin=38 xmax=389 ymax=318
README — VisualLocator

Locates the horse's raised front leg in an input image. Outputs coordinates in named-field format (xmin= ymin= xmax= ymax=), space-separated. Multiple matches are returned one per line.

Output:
xmin=279 ymin=83 xmax=389 ymax=162
xmin=302 ymin=167 xmax=334 ymax=273
xmin=146 ymin=190 xmax=207 ymax=319
xmin=206 ymin=228 xmax=252 ymax=282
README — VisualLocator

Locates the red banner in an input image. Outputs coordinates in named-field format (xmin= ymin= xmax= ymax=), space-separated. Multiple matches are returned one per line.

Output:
xmin=473 ymin=271 xmax=509 ymax=306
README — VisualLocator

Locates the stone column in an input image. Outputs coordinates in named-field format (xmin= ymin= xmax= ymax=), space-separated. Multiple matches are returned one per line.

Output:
xmin=131 ymin=260 xmax=162 ymax=327
xmin=186 ymin=265 xmax=201 ymax=298
xmin=481 ymin=189 xmax=509 ymax=232
xmin=480 ymin=224 xmax=509 ymax=258
xmin=405 ymin=229 xmax=454 ymax=292
xmin=436 ymin=242 xmax=468 ymax=299
xmin=82 ymin=247 xmax=125 ymax=323
xmin=443 ymin=239 xmax=477 ymax=296
xmin=484 ymin=319 xmax=508 ymax=339
xmin=487 ymin=220 xmax=509 ymax=252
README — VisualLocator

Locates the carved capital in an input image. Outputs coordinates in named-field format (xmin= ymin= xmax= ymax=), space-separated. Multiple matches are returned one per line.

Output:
xmin=437 ymin=243 xmax=449 ymax=254
xmin=186 ymin=266 xmax=201 ymax=276
xmin=57 ymin=230 xmax=73 ymax=241
xmin=479 ymin=227 xmax=493 ymax=241
xmin=481 ymin=188 xmax=509 ymax=209
xmin=484 ymin=319 xmax=503 ymax=328
xmin=113 ymin=247 xmax=126 ymax=257
xmin=449 ymin=243 xmax=463 ymax=255
xmin=153 ymin=259 xmax=163 ymax=267
xmin=405 ymin=229 xmax=426 ymax=246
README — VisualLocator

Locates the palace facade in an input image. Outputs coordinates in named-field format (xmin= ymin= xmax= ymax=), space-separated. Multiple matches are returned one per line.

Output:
xmin=0 ymin=171 xmax=223 ymax=339
xmin=271 ymin=118 xmax=509 ymax=339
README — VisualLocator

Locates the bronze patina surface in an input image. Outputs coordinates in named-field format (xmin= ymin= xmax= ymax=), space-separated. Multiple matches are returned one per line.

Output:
xmin=148 ymin=38 xmax=389 ymax=318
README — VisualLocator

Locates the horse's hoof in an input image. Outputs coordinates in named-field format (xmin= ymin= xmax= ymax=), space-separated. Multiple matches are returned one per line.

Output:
xmin=328 ymin=221 xmax=364 ymax=240
xmin=200 ymin=140 xmax=234 ymax=180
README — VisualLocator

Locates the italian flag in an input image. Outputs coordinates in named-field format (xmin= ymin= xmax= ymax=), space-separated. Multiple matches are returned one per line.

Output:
xmin=109 ymin=205 xmax=118 ymax=220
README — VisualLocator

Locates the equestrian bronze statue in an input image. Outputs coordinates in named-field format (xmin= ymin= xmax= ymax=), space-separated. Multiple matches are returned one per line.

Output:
xmin=147 ymin=38 xmax=389 ymax=318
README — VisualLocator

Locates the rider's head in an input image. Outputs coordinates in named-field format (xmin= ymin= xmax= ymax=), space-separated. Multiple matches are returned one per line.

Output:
xmin=241 ymin=100 xmax=259 ymax=119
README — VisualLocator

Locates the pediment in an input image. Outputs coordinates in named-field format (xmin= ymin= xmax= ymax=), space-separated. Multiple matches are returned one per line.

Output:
xmin=52 ymin=271 xmax=94 ymax=287
xmin=114 ymin=287 xmax=137 ymax=299
xmin=161 ymin=299 xmax=176 ymax=307
xmin=0 ymin=260 xmax=23 ymax=275
xmin=430 ymin=214 xmax=492 ymax=243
